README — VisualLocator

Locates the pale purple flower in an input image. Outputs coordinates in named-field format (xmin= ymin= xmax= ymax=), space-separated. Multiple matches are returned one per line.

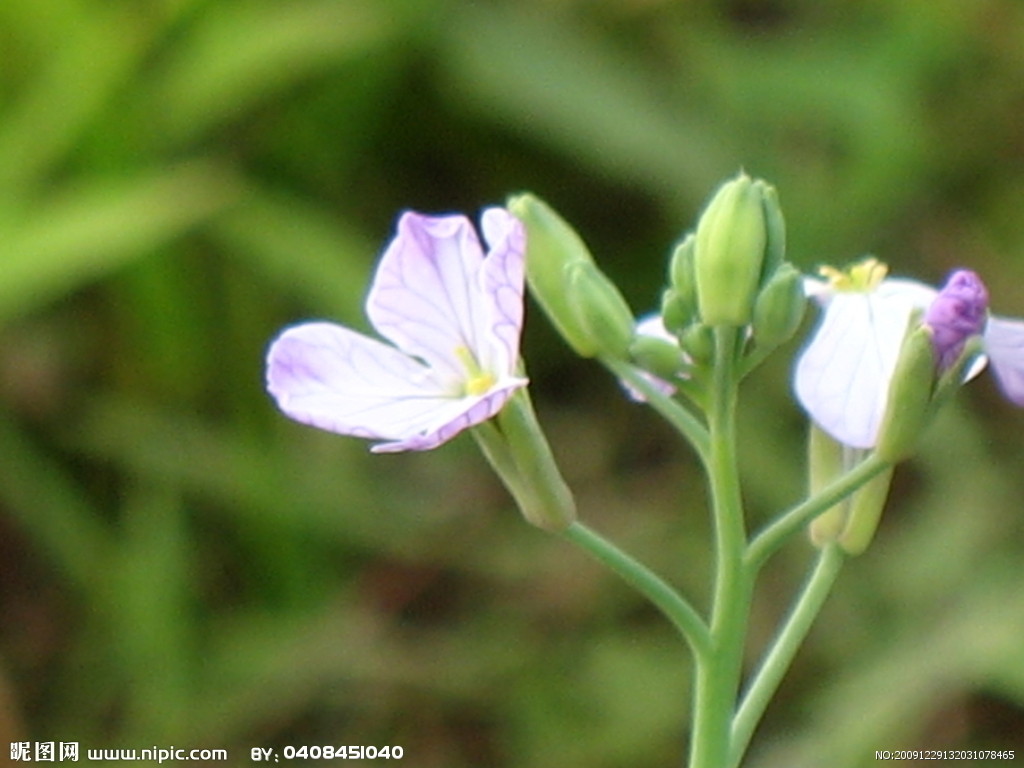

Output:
xmin=266 ymin=208 xmax=528 ymax=452
xmin=924 ymin=270 xmax=988 ymax=371
xmin=795 ymin=260 xmax=1024 ymax=449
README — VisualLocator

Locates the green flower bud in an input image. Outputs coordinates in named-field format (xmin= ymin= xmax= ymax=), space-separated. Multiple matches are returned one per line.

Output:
xmin=679 ymin=322 xmax=714 ymax=365
xmin=669 ymin=233 xmax=698 ymax=313
xmin=694 ymin=172 xmax=768 ymax=326
xmin=757 ymin=180 xmax=786 ymax=280
xmin=629 ymin=333 xmax=686 ymax=381
xmin=875 ymin=321 xmax=937 ymax=463
xmin=752 ymin=263 xmax=806 ymax=350
xmin=565 ymin=261 xmax=635 ymax=359
xmin=660 ymin=288 xmax=691 ymax=336
xmin=507 ymin=193 xmax=599 ymax=356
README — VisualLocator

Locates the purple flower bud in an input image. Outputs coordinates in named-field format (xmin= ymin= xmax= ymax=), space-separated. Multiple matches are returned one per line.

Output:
xmin=924 ymin=269 xmax=989 ymax=371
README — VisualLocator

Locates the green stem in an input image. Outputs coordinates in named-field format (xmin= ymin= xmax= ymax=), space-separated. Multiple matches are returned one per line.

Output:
xmin=601 ymin=357 xmax=711 ymax=466
xmin=561 ymin=522 xmax=711 ymax=661
xmin=728 ymin=544 xmax=845 ymax=767
xmin=745 ymin=453 xmax=890 ymax=573
xmin=689 ymin=327 xmax=751 ymax=768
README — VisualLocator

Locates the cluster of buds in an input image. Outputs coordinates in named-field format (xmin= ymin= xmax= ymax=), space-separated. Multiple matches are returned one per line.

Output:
xmin=661 ymin=172 xmax=805 ymax=372
xmin=510 ymin=173 xmax=806 ymax=395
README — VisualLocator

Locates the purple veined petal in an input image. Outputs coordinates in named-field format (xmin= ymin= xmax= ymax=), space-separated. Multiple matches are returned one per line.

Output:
xmin=371 ymin=379 xmax=526 ymax=453
xmin=366 ymin=212 xmax=492 ymax=385
xmin=475 ymin=208 xmax=526 ymax=376
xmin=267 ymin=322 xmax=528 ymax=451
xmin=984 ymin=315 xmax=1024 ymax=406
xmin=267 ymin=322 xmax=457 ymax=441
xmin=794 ymin=291 xmax=915 ymax=448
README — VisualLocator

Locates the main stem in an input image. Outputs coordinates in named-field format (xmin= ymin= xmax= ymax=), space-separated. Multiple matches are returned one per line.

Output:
xmin=689 ymin=327 xmax=751 ymax=768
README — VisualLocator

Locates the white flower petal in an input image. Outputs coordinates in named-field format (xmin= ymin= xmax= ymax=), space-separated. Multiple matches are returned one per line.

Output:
xmin=266 ymin=322 xmax=455 ymax=441
xmin=370 ymin=383 xmax=524 ymax=453
xmin=795 ymin=292 xmax=913 ymax=448
xmin=366 ymin=212 xmax=490 ymax=384
xmin=874 ymin=277 xmax=938 ymax=309
xmin=984 ymin=315 xmax=1024 ymax=406
xmin=635 ymin=313 xmax=674 ymax=341
xmin=476 ymin=207 xmax=526 ymax=375
xmin=266 ymin=209 xmax=528 ymax=452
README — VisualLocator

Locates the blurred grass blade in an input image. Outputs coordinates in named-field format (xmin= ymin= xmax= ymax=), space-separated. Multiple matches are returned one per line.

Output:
xmin=0 ymin=161 xmax=239 ymax=325
xmin=0 ymin=416 xmax=109 ymax=590
xmin=213 ymin=188 xmax=373 ymax=321
xmin=151 ymin=0 xmax=399 ymax=142
xmin=442 ymin=5 xmax=729 ymax=203
xmin=0 ymin=5 xmax=149 ymax=191
xmin=113 ymin=486 xmax=194 ymax=742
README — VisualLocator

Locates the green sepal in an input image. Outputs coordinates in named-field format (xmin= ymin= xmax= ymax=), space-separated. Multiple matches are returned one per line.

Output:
xmin=837 ymin=465 xmax=895 ymax=555
xmin=875 ymin=319 xmax=937 ymax=463
xmin=807 ymin=423 xmax=848 ymax=547
xmin=473 ymin=388 xmax=577 ymax=531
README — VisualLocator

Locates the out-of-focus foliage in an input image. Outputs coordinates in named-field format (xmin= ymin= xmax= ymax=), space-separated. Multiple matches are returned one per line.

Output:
xmin=0 ymin=0 xmax=1022 ymax=765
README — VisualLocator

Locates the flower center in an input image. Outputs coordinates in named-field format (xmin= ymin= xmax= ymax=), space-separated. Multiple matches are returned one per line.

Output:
xmin=819 ymin=257 xmax=888 ymax=292
xmin=454 ymin=346 xmax=496 ymax=396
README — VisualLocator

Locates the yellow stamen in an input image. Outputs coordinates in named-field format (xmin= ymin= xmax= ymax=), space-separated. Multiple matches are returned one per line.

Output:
xmin=454 ymin=346 xmax=496 ymax=396
xmin=818 ymin=257 xmax=888 ymax=292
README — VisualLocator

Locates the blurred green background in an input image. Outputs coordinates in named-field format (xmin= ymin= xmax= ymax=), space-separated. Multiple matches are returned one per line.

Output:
xmin=1 ymin=0 xmax=1023 ymax=766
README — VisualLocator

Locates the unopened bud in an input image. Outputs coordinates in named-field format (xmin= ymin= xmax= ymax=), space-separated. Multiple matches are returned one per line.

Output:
xmin=668 ymin=234 xmax=698 ymax=315
xmin=565 ymin=261 xmax=635 ymax=359
xmin=924 ymin=269 xmax=988 ymax=371
xmin=679 ymin=322 xmax=714 ymax=365
xmin=694 ymin=172 xmax=768 ymax=326
xmin=752 ymin=263 xmax=805 ymax=350
xmin=629 ymin=332 xmax=686 ymax=381
xmin=507 ymin=193 xmax=599 ymax=356
xmin=661 ymin=289 xmax=691 ymax=336
xmin=758 ymin=181 xmax=786 ymax=280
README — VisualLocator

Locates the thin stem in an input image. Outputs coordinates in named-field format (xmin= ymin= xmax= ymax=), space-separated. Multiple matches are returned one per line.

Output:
xmin=561 ymin=522 xmax=711 ymax=661
xmin=601 ymin=357 xmax=711 ymax=467
xmin=745 ymin=453 xmax=891 ymax=574
xmin=689 ymin=327 xmax=751 ymax=768
xmin=728 ymin=544 xmax=845 ymax=767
